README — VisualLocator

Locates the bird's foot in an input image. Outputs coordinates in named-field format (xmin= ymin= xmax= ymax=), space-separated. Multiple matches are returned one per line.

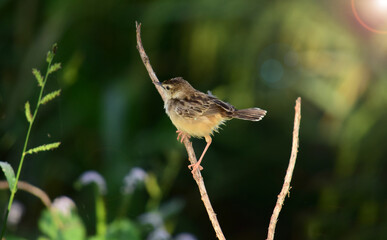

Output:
xmin=188 ymin=162 xmax=203 ymax=174
xmin=176 ymin=130 xmax=190 ymax=143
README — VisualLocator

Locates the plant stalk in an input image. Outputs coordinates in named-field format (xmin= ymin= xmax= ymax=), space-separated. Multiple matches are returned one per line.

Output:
xmin=1 ymin=56 xmax=54 ymax=238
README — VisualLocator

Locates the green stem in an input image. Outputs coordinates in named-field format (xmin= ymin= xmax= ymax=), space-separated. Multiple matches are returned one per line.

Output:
xmin=95 ymin=188 xmax=106 ymax=237
xmin=1 ymin=56 xmax=54 ymax=238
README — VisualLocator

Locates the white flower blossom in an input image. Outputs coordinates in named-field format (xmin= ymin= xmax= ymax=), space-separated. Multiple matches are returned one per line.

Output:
xmin=7 ymin=201 xmax=24 ymax=226
xmin=52 ymin=196 xmax=76 ymax=216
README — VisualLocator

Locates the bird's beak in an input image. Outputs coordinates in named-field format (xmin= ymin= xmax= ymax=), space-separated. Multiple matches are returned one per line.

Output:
xmin=153 ymin=81 xmax=164 ymax=89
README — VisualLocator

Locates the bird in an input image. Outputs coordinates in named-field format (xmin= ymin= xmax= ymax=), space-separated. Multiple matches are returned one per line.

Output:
xmin=156 ymin=77 xmax=266 ymax=174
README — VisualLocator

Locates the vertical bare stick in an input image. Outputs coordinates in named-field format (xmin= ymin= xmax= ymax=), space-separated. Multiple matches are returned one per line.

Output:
xmin=183 ymin=139 xmax=226 ymax=240
xmin=135 ymin=22 xmax=226 ymax=240
xmin=266 ymin=97 xmax=301 ymax=240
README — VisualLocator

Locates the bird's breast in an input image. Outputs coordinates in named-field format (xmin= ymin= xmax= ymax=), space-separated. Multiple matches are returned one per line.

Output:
xmin=165 ymin=100 xmax=225 ymax=138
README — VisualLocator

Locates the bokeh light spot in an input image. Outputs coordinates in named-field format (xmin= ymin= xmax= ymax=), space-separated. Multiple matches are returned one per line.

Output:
xmin=351 ymin=0 xmax=387 ymax=34
xmin=260 ymin=59 xmax=284 ymax=84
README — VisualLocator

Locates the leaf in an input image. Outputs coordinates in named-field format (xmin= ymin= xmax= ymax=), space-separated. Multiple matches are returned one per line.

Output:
xmin=48 ymin=63 xmax=61 ymax=75
xmin=40 ymin=90 xmax=61 ymax=105
xmin=39 ymin=208 xmax=86 ymax=240
xmin=106 ymin=219 xmax=141 ymax=240
xmin=0 ymin=161 xmax=16 ymax=191
xmin=24 ymin=142 xmax=61 ymax=155
xmin=25 ymin=101 xmax=33 ymax=123
xmin=32 ymin=68 xmax=44 ymax=87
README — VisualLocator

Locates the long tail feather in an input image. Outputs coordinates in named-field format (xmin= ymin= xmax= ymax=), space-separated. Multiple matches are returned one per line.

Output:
xmin=233 ymin=108 xmax=267 ymax=121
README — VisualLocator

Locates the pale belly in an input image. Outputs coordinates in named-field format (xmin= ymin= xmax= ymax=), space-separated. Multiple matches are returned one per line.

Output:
xmin=169 ymin=113 xmax=225 ymax=138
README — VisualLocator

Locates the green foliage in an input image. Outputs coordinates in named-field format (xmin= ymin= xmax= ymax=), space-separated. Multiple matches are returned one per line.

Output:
xmin=2 ymin=0 xmax=387 ymax=239
xmin=24 ymin=142 xmax=61 ymax=155
xmin=0 ymin=162 xmax=16 ymax=192
xmin=33 ymin=169 xmax=182 ymax=239
xmin=4 ymin=236 xmax=27 ymax=240
xmin=40 ymin=90 xmax=61 ymax=105
xmin=24 ymin=102 xmax=33 ymax=123
xmin=145 ymin=173 xmax=163 ymax=209
xmin=48 ymin=63 xmax=62 ymax=75
xmin=87 ymin=220 xmax=141 ymax=240
xmin=95 ymin=194 xmax=107 ymax=238
xmin=105 ymin=220 xmax=141 ymax=240
xmin=38 ymin=209 xmax=86 ymax=240
xmin=1 ymin=44 xmax=62 ymax=239
xmin=32 ymin=69 xmax=44 ymax=87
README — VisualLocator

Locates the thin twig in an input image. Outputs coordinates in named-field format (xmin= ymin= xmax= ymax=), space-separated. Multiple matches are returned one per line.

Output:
xmin=266 ymin=97 xmax=301 ymax=240
xmin=135 ymin=22 xmax=226 ymax=240
xmin=183 ymin=139 xmax=225 ymax=240
xmin=0 ymin=180 xmax=52 ymax=208
xmin=135 ymin=22 xmax=167 ymax=103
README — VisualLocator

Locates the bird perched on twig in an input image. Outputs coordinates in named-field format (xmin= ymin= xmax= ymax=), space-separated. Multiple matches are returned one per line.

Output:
xmin=156 ymin=77 xmax=267 ymax=174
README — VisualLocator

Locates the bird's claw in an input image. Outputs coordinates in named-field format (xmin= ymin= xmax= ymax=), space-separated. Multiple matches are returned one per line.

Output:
xmin=188 ymin=162 xmax=203 ymax=174
xmin=176 ymin=130 xmax=190 ymax=143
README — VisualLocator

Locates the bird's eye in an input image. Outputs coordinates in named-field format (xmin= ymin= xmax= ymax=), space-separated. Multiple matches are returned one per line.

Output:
xmin=165 ymin=86 xmax=171 ymax=90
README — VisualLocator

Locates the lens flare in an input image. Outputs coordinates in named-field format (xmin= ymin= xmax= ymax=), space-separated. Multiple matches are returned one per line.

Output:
xmin=351 ymin=0 xmax=387 ymax=34
xmin=375 ymin=0 xmax=387 ymax=8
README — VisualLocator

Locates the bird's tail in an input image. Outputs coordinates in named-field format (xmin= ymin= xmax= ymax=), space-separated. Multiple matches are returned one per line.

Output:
xmin=233 ymin=108 xmax=267 ymax=121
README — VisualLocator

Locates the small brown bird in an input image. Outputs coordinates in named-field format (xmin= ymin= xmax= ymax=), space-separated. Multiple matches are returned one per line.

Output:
xmin=157 ymin=77 xmax=266 ymax=174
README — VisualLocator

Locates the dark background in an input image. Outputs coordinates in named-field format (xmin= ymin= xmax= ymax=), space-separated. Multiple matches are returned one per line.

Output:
xmin=1 ymin=0 xmax=387 ymax=239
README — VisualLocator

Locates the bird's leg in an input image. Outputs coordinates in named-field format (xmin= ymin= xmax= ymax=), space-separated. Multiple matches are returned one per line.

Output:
xmin=189 ymin=135 xmax=212 ymax=174
xmin=176 ymin=130 xmax=190 ymax=143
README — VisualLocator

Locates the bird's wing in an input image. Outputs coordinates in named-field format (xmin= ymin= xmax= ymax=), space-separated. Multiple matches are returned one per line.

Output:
xmin=204 ymin=90 xmax=236 ymax=116
xmin=173 ymin=96 xmax=209 ymax=119
xmin=209 ymin=97 xmax=235 ymax=114
xmin=173 ymin=91 xmax=236 ymax=118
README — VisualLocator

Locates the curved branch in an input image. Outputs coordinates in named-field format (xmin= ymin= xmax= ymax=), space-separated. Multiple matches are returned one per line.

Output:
xmin=266 ymin=97 xmax=301 ymax=240
xmin=135 ymin=22 xmax=226 ymax=240
xmin=0 ymin=180 xmax=52 ymax=208
xmin=135 ymin=22 xmax=167 ymax=103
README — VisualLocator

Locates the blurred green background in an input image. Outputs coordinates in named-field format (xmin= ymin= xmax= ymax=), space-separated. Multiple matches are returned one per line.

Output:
xmin=1 ymin=0 xmax=387 ymax=239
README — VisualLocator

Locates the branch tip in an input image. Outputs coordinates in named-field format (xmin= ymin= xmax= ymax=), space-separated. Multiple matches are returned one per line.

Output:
xmin=266 ymin=97 xmax=301 ymax=240
xmin=136 ymin=21 xmax=141 ymax=31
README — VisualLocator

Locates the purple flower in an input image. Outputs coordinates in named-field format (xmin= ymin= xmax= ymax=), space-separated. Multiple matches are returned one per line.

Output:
xmin=122 ymin=167 xmax=147 ymax=194
xmin=147 ymin=227 xmax=171 ymax=240
xmin=78 ymin=170 xmax=107 ymax=194
xmin=175 ymin=233 xmax=197 ymax=240
xmin=138 ymin=212 xmax=163 ymax=228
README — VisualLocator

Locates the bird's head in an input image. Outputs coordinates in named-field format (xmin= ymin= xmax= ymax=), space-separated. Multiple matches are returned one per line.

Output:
xmin=156 ymin=77 xmax=195 ymax=99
